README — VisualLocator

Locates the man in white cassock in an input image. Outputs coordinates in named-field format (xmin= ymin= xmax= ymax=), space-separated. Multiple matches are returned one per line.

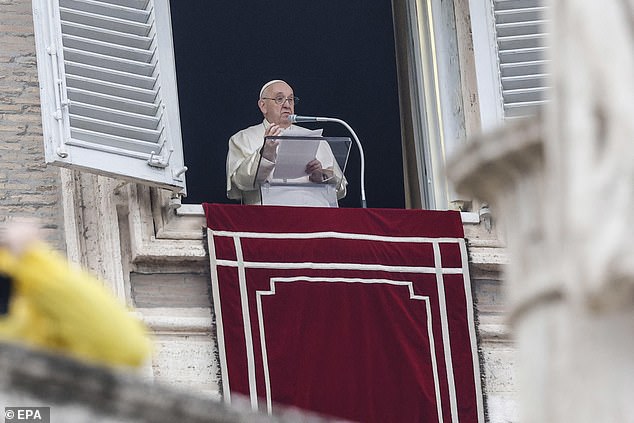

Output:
xmin=226 ymin=79 xmax=347 ymax=206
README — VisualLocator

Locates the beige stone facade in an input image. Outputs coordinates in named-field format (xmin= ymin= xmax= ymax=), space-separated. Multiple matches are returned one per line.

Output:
xmin=1 ymin=0 xmax=515 ymax=421
xmin=0 ymin=0 xmax=65 ymax=249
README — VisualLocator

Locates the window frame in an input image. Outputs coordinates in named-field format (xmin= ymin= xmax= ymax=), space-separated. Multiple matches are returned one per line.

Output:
xmin=52 ymin=0 xmax=496 ymax=257
xmin=393 ymin=0 xmax=475 ymax=210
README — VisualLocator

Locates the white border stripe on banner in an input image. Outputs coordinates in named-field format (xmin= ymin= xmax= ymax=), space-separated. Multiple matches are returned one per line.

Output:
xmin=433 ymin=243 xmax=459 ymax=423
xmin=207 ymin=229 xmax=231 ymax=404
xmin=211 ymin=229 xmax=461 ymax=244
xmin=255 ymin=288 xmax=274 ymax=414
xmin=425 ymin=290 xmax=445 ymax=423
xmin=214 ymin=259 xmax=464 ymax=275
xmin=460 ymin=240 xmax=486 ymax=423
xmin=255 ymin=277 xmax=445 ymax=421
xmin=207 ymin=228 xmax=483 ymax=421
xmin=233 ymin=236 xmax=259 ymax=411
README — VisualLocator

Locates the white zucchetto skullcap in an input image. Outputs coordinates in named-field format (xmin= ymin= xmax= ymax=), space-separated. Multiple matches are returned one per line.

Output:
xmin=259 ymin=79 xmax=286 ymax=99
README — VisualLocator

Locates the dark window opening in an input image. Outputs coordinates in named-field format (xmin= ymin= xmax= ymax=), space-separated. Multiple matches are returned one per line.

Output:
xmin=170 ymin=1 xmax=405 ymax=208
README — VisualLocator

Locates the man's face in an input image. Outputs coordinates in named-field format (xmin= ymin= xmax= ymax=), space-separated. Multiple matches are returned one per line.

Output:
xmin=258 ymin=81 xmax=295 ymax=128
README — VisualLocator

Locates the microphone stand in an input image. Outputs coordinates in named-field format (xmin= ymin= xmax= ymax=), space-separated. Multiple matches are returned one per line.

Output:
xmin=290 ymin=115 xmax=367 ymax=208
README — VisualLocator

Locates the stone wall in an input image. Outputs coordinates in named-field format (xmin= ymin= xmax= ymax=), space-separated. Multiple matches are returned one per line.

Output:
xmin=0 ymin=0 xmax=65 ymax=250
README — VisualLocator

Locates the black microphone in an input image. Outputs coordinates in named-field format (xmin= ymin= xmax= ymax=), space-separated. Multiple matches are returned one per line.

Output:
xmin=286 ymin=114 xmax=367 ymax=208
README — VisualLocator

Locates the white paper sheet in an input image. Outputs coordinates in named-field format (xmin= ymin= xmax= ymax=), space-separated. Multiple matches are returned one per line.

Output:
xmin=270 ymin=127 xmax=323 ymax=180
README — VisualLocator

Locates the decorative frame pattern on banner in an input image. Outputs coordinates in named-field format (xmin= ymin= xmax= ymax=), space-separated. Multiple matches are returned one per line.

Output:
xmin=204 ymin=204 xmax=484 ymax=423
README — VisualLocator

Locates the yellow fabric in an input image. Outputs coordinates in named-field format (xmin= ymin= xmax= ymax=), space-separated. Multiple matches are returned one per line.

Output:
xmin=0 ymin=244 xmax=151 ymax=367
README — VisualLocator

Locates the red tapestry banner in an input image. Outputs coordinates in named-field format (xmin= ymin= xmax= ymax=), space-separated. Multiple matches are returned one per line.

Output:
xmin=204 ymin=203 xmax=484 ymax=422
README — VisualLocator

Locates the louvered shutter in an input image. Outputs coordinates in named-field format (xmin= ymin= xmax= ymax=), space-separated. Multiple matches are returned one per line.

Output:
xmin=32 ymin=0 xmax=187 ymax=194
xmin=493 ymin=0 xmax=549 ymax=120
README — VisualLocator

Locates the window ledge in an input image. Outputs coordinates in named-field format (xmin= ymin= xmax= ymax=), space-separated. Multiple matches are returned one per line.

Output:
xmin=149 ymin=199 xmax=507 ymax=272
xmin=178 ymin=204 xmax=482 ymax=225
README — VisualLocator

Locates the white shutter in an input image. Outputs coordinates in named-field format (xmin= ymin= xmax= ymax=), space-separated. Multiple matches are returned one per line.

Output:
xmin=493 ymin=0 xmax=549 ymax=120
xmin=32 ymin=0 xmax=187 ymax=194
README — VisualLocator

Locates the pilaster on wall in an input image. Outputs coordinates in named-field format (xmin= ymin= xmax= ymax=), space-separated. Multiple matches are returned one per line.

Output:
xmin=60 ymin=169 xmax=128 ymax=302
xmin=60 ymin=170 xmax=208 ymax=298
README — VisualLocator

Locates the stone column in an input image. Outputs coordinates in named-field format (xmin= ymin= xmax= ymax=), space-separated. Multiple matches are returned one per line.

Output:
xmin=447 ymin=0 xmax=634 ymax=421
xmin=540 ymin=0 xmax=634 ymax=421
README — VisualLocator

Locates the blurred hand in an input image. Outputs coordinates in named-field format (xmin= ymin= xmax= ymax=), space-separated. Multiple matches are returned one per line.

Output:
xmin=261 ymin=124 xmax=282 ymax=162
xmin=306 ymin=159 xmax=326 ymax=183
xmin=0 ymin=219 xmax=41 ymax=256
